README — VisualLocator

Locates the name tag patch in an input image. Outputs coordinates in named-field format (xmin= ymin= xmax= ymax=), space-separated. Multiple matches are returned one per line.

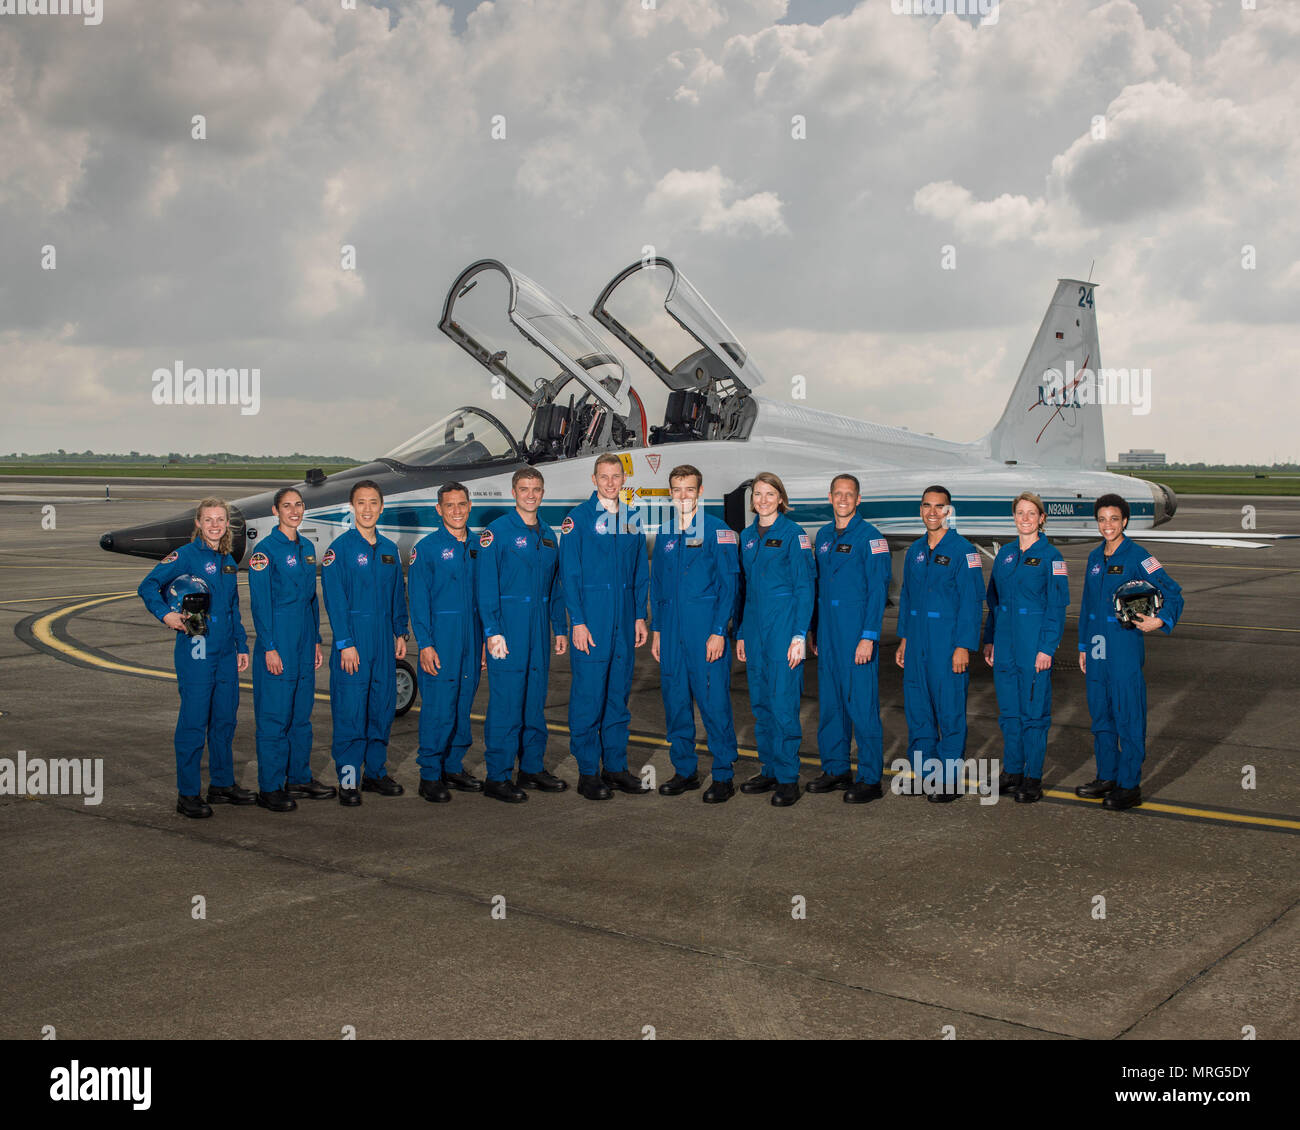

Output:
xmin=1107 ymin=564 xmax=1124 ymax=574
xmin=765 ymin=538 xmax=783 ymax=547
xmin=935 ymin=554 xmax=950 ymax=566
xmin=222 ymin=564 xmax=237 ymax=574
xmin=1024 ymin=557 xmax=1040 ymax=566
xmin=835 ymin=544 xmax=852 ymax=554
xmin=381 ymin=554 xmax=395 ymax=564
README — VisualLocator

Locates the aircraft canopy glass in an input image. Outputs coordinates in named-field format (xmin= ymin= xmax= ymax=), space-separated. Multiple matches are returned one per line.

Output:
xmin=383 ymin=407 xmax=520 ymax=469
xmin=440 ymin=260 xmax=630 ymax=416
xmin=591 ymin=257 xmax=766 ymax=392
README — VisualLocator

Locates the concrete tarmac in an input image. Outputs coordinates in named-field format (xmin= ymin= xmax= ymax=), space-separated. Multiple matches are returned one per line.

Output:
xmin=1 ymin=481 xmax=1297 ymax=1039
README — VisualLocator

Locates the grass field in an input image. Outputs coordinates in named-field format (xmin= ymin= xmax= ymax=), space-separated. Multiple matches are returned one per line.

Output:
xmin=1108 ymin=470 xmax=1300 ymax=496
xmin=0 ymin=463 xmax=359 ymax=480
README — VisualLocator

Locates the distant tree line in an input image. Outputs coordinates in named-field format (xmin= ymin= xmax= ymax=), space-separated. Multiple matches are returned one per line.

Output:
xmin=1108 ymin=463 xmax=1299 ymax=472
xmin=0 ymin=451 xmax=361 ymax=464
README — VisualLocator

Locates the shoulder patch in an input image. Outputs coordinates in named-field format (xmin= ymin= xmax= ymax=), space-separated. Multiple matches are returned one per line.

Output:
xmin=1052 ymin=560 xmax=1068 ymax=576
xmin=322 ymin=549 xmax=335 ymax=567
xmin=1141 ymin=555 xmax=1161 ymax=574
xmin=479 ymin=530 xmax=494 ymax=548
xmin=560 ymin=516 xmax=575 ymax=535
xmin=248 ymin=552 xmax=269 ymax=572
xmin=870 ymin=538 xmax=889 ymax=554
xmin=716 ymin=529 xmax=737 ymax=545
xmin=409 ymin=547 xmax=417 ymax=566
xmin=161 ymin=551 xmax=178 ymax=564
xmin=966 ymin=552 xmax=981 ymax=569
xmin=799 ymin=534 xmax=812 ymax=550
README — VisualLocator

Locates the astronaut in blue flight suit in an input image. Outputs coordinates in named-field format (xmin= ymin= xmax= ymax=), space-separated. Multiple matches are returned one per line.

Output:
xmin=894 ymin=485 xmax=986 ymax=802
xmin=650 ymin=463 xmax=741 ymax=804
xmin=560 ymin=453 xmax=650 ymax=801
xmin=980 ymin=491 xmax=1070 ymax=805
xmin=247 ymin=486 xmax=333 ymax=812
xmin=408 ymin=481 xmax=485 ymax=805
xmin=321 ymin=479 xmax=409 ymax=806
xmin=476 ymin=467 xmax=569 ymax=804
xmin=1074 ymin=492 xmax=1184 ymax=811
xmin=807 ymin=474 xmax=893 ymax=805
xmin=137 ymin=497 xmax=252 ymax=819
xmin=735 ymin=472 xmax=816 ymax=808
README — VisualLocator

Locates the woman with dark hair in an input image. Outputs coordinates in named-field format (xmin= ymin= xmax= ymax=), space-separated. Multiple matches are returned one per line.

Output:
xmin=981 ymin=491 xmax=1070 ymax=803
xmin=247 ymin=487 xmax=333 ymax=812
xmin=735 ymin=472 xmax=816 ymax=807
xmin=137 ymin=497 xmax=251 ymax=818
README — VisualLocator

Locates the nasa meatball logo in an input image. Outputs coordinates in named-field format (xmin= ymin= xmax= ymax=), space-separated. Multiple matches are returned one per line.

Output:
xmin=745 ymin=539 xmax=755 ymax=550
xmin=1090 ymin=563 xmax=1101 ymax=575
xmin=560 ymin=517 xmax=575 ymax=535
xmin=479 ymin=530 xmax=494 ymax=548
xmin=1004 ymin=553 xmax=1015 ymax=564
xmin=356 ymin=553 xmax=368 ymax=567
xmin=204 ymin=562 xmax=217 ymax=575
xmin=248 ymin=553 xmax=269 ymax=572
xmin=664 ymin=539 xmax=676 ymax=553
xmin=322 ymin=549 xmax=336 ymax=567
xmin=818 ymin=542 xmax=829 ymax=554
xmin=161 ymin=551 xmax=178 ymax=564
xmin=441 ymin=547 xmax=454 ymax=560
xmin=514 ymin=535 xmax=528 ymax=549
xmin=409 ymin=548 xmax=417 ymax=565
xmin=915 ymin=552 xmax=925 ymax=564
xmin=285 ymin=555 xmax=297 ymax=568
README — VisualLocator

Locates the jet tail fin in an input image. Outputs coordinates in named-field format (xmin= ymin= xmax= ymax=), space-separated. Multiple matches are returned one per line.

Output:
xmin=987 ymin=279 xmax=1106 ymax=471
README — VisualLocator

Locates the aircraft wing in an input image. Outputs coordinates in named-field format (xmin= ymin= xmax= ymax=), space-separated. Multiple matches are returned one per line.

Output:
xmin=869 ymin=528 xmax=1295 ymax=552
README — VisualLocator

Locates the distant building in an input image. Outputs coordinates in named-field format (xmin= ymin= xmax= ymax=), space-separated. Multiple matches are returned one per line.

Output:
xmin=1117 ymin=449 xmax=1167 ymax=468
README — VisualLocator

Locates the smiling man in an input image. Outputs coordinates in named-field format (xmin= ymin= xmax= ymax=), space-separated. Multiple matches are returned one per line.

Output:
xmin=894 ymin=486 xmax=985 ymax=802
xmin=559 ymin=453 xmax=650 ymax=801
xmin=476 ymin=468 xmax=569 ymax=804
xmin=321 ymin=480 xmax=410 ymax=806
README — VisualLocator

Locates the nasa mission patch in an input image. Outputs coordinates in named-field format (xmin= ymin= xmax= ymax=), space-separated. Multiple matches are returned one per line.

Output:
xmin=248 ymin=553 xmax=269 ymax=572
xmin=322 ymin=549 xmax=336 ymax=567
xmin=479 ymin=530 xmax=494 ymax=549
xmin=560 ymin=517 xmax=575 ymax=535
xmin=409 ymin=547 xmax=417 ymax=566
xmin=161 ymin=551 xmax=178 ymax=564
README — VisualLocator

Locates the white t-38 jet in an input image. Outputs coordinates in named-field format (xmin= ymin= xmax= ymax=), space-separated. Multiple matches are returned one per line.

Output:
xmin=102 ymin=254 xmax=1286 ymax=567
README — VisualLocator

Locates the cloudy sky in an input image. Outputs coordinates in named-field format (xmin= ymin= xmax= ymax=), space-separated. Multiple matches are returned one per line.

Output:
xmin=2 ymin=0 xmax=1295 ymax=463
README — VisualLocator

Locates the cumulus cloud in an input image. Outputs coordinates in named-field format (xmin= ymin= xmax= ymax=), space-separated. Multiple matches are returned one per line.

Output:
xmin=0 ymin=0 xmax=1296 ymax=463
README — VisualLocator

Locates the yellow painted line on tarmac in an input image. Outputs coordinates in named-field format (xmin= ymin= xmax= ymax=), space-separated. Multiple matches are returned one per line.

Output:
xmin=26 ymin=595 xmax=1300 ymax=835
xmin=0 ymin=589 xmax=136 ymax=605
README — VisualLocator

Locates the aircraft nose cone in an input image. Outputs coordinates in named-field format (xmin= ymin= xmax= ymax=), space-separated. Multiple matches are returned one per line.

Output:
xmin=99 ymin=532 xmax=115 ymax=551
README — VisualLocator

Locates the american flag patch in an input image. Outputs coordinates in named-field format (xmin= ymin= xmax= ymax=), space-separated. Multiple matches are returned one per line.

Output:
xmin=716 ymin=529 xmax=737 ymax=545
xmin=870 ymin=538 xmax=889 ymax=554
xmin=799 ymin=534 xmax=812 ymax=550
xmin=1141 ymin=555 xmax=1161 ymax=574
xmin=1052 ymin=560 xmax=1068 ymax=576
xmin=966 ymin=552 xmax=981 ymax=568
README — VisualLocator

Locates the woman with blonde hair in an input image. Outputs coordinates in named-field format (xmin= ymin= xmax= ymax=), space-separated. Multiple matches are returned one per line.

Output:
xmin=735 ymin=472 xmax=816 ymax=807
xmin=980 ymin=491 xmax=1070 ymax=803
xmin=137 ymin=497 xmax=252 ymax=818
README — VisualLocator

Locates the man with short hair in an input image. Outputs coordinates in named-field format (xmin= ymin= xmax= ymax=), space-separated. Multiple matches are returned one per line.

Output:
xmin=894 ymin=486 xmax=985 ymax=802
xmin=476 ymin=468 xmax=568 ymax=803
xmin=559 ymin=453 xmax=650 ymax=801
xmin=808 ymin=474 xmax=893 ymax=804
xmin=321 ymin=480 xmax=409 ymax=806
xmin=408 ymin=482 xmax=484 ymax=804
xmin=1075 ymin=493 xmax=1183 ymax=810
xmin=650 ymin=464 xmax=741 ymax=803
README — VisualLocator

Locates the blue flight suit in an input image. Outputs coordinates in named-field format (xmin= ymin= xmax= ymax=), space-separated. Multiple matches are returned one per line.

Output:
xmin=559 ymin=491 xmax=649 ymax=776
xmin=409 ymin=526 xmax=482 ymax=782
xmin=982 ymin=535 xmax=1070 ymax=779
xmin=650 ymin=508 xmax=740 ymax=781
xmin=321 ymin=527 xmax=409 ymax=786
xmin=247 ymin=528 xmax=322 ymax=793
xmin=476 ymin=510 xmax=566 ymax=783
xmin=138 ymin=537 xmax=249 ymax=796
xmin=897 ymin=528 xmax=985 ymax=784
xmin=737 ymin=513 xmax=816 ymax=784
xmin=812 ymin=515 xmax=892 ymax=784
xmin=1078 ymin=536 xmax=1184 ymax=789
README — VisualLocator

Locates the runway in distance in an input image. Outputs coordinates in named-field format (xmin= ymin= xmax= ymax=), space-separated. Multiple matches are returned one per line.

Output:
xmin=100 ymin=256 xmax=1291 ymax=566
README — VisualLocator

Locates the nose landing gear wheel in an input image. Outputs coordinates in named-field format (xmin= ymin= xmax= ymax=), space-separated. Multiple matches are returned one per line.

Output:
xmin=395 ymin=658 xmax=417 ymax=717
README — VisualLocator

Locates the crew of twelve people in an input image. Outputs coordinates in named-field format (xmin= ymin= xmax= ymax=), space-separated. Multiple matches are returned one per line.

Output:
xmin=138 ymin=461 xmax=1183 ymax=819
